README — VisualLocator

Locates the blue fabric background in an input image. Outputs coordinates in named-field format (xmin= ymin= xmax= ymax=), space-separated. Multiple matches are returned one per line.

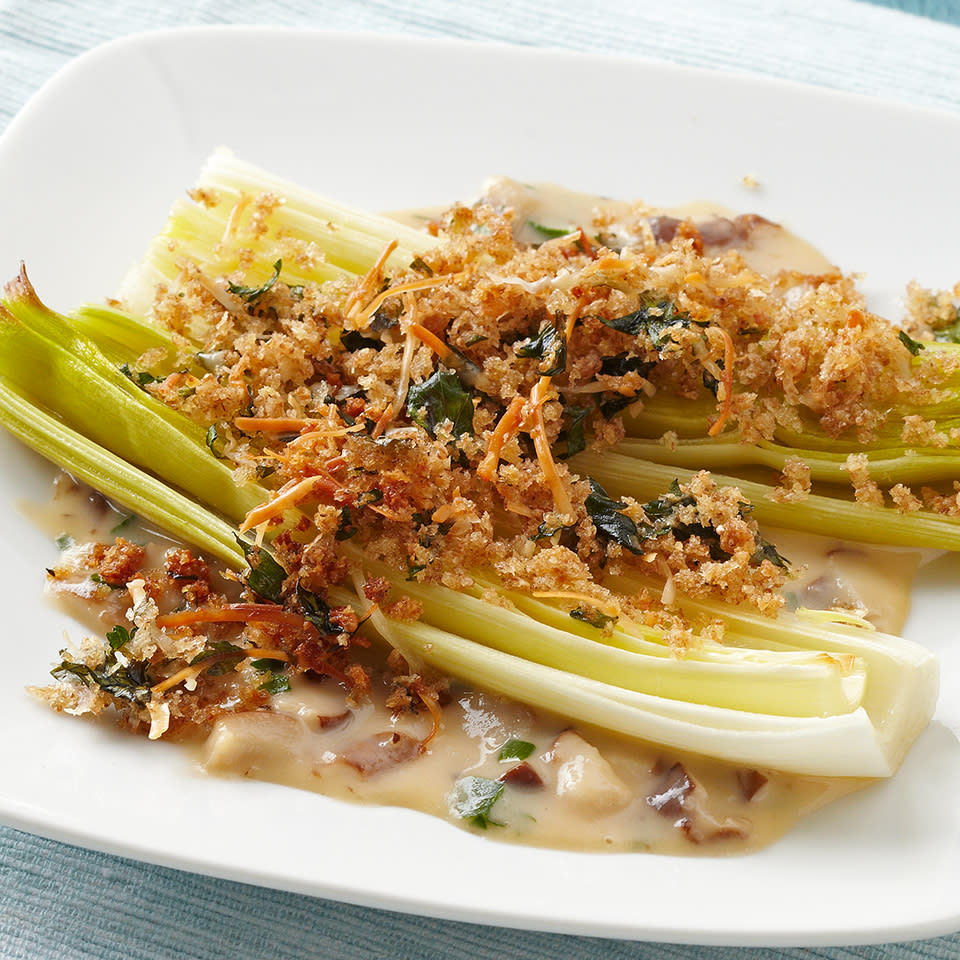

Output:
xmin=2 ymin=1 xmax=960 ymax=957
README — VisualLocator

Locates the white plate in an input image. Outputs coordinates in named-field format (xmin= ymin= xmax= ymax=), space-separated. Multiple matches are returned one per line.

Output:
xmin=2 ymin=27 xmax=960 ymax=947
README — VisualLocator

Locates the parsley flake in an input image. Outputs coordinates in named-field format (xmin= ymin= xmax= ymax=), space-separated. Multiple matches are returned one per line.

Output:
xmin=236 ymin=537 xmax=287 ymax=604
xmin=898 ymin=330 xmax=925 ymax=356
xmin=599 ymin=296 xmax=691 ymax=351
xmin=584 ymin=479 xmax=645 ymax=555
xmin=406 ymin=370 xmax=475 ymax=438
xmin=514 ymin=320 xmax=567 ymax=376
xmin=451 ymin=775 xmax=505 ymax=829
xmin=498 ymin=739 xmax=535 ymax=762
xmin=259 ymin=673 xmax=292 ymax=695
xmin=227 ymin=258 xmax=282 ymax=303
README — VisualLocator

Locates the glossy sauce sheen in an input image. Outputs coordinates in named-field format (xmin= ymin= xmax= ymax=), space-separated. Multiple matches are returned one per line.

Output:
xmin=32 ymin=470 xmax=923 ymax=856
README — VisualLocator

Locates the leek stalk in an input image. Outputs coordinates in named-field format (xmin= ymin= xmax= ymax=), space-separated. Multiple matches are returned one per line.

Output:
xmin=572 ymin=446 xmax=960 ymax=551
xmin=0 ymin=271 xmax=265 ymax=526
xmin=0 ymin=299 xmax=936 ymax=776
xmin=0 ymin=379 xmax=244 ymax=568
xmin=117 ymin=148 xmax=436 ymax=317
xmin=0 ymin=155 xmax=945 ymax=780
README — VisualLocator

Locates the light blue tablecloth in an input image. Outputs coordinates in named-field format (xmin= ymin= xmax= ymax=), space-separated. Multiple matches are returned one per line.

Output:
xmin=2 ymin=2 xmax=960 ymax=957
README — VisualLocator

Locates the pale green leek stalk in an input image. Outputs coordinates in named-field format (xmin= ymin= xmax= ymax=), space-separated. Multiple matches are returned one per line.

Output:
xmin=117 ymin=148 xmax=436 ymax=317
xmin=0 ymin=301 xmax=937 ymax=777
xmin=0 ymin=379 xmax=243 ymax=568
xmin=572 ymin=446 xmax=960 ymax=551
xmin=613 ymin=435 xmax=960 ymax=487
xmin=357 ymin=605 xmax=935 ymax=779
xmin=0 ymin=154 xmax=942 ymax=779
xmin=0 ymin=271 xmax=265 ymax=526
xmin=333 ymin=549 xmax=937 ymax=777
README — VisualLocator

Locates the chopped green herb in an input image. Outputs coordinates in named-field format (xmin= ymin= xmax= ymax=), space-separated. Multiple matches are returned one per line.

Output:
xmin=406 ymin=370 xmax=475 ymax=438
xmin=205 ymin=422 xmax=229 ymax=459
xmin=236 ymin=537 xmax=287 ymax=604
xmin=556 ymin=403 xmax=591 ymax=459
xmin=451 ymin=775 xmax=505 ymax=828
xmin=109 ymin=513 xmax=136 ymax=535
xmin=406 ymin=560 xmax=428 ymax=581
xmin=933 ymin=307 xmax=960 ymax=344
xmin=227 ymin=258 xmax=282 ymax=303
xmin=259 ymin=672 xmax=291 ymax=695
xmin=105 ymin=624 xmax=134 ymax=651
xmin=409 ymin=255 xmax=434 ymax=276
xmin=340 ymin=330 xmax=384 ymax=352
xmin=55 ymin=533 xmax=73 ymax=551
xmin=52 ymin=654 xmax=152 ymax=704
xmin=598 ymin=393 xmax=636 ymax=420
xmin=419 ymin=519 xmax=454 ymax=546
xmin=90 ymin=572 xmax=125 ymax=589
xmin=370 ymin=304 xmax=401 ymax=331
xmin=898 ymin=330 xmax=925 ymax=356
xmin=599 ymin=297 xmax=690 ymax=351
xmin=637 ymin=480 xmax=691 ymax=532
xmin=598 ymin=352 xmax=654 ymax=379
xmin=530 ymin=519 xmax=566 ymax=542
xmin=528 ymin=220 xmax=572 ymax=240
xmin=498 ymin=739 xmax=535 ymax=762
xmin=636 ymin=481 xmax=733 ymax=562
xmin=702 ymin=369 xmax=720 ymax=397
xmin=335 ymin=404 xmax=358 ymax=427
xmin=570 ymin=606 xmax=618 ymax=630
xmin=514 ymin=320 xmax=567 ymax=376
xmin=250 ymin=657 xmax=287 ymax=671
xmin=751 ymin=537 xmax=790 ymax=570
xmin=357 ymin=489 xmax=384 ymax=507
xmin=119 ymin=363 xmax=160 ymax=387
xmin=296 ymin=579 xmax=345 ymax=635
xmin=191 ymin=640 xmax=247 ymax=676
xmin=584 ymin=479 xmax=645 ymax=555
xmin=335 ymin=505 xmax=358 ymax=541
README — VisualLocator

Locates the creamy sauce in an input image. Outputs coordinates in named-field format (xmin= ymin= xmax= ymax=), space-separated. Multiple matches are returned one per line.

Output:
xmin=30 ymin=474 xmax=919 ymax=857
xmin=775 ymin=527 xmax=924 ymax=634
xmin=202 ymin=674 xmax=860 ymax=855
xmin=392 ymin=177 xmax=835 ymax=276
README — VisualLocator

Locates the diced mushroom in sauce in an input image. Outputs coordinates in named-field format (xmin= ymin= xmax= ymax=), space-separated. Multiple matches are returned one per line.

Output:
xmin=647 ymin=763 xmax=750 ymax=843
xmin=548 ymin=730 xmax=632 ymax=815
xmin=498 ymin=761 xmax=544 ymax=788
xmin=203 ymin=713 xmax=303 ymax=778
xmin=339 ymin=731 xmax=423 ymax=777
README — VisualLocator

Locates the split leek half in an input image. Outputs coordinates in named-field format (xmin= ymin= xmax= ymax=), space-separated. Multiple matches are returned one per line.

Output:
xmin=117 ymin=147 xmax=435 ymax=318
xmin=573 ymin=445 xmax=960 ymax=551
xmin=116 ymin=151 xmax=960 ymax=552
xmin=0 ymin=267 xmax=938 ymax=779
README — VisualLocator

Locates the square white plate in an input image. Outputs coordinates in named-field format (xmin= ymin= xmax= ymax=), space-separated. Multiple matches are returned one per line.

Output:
xmin=1 ymin=27 xmax=960 ymax=947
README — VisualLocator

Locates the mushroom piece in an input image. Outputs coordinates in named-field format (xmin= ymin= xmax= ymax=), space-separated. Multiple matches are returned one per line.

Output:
xmin=647 ymin=762 xmax=750 ymax=844
xmin=548 ymin=730 xmax=631 ymax=815
xmin=498 ymin=761 xmax=544 ymax=788
xmin=338 ymin=731 xmax=423 ymax=777
xmin=202 ymin=712 xmax=303 ymax=777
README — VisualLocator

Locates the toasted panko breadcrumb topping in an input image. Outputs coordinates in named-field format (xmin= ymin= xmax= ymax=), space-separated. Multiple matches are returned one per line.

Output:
xmin=135 ymin=191 xmax=960 ymax=624
xmin=40 ymin=181 xmax=960 ymax=735
xmin=769 ymin=456 xmax=812 ymax=504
